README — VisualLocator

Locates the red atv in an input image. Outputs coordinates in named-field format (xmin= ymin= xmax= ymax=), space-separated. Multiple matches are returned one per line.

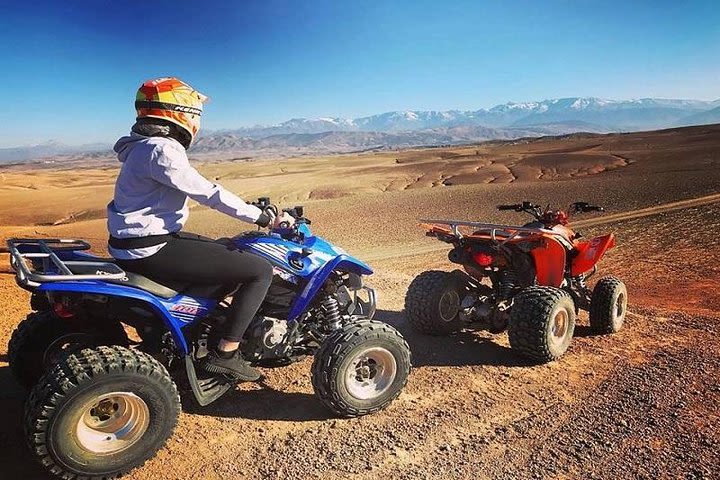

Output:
xmin=404 ymin=201 xmax=627 ymax=362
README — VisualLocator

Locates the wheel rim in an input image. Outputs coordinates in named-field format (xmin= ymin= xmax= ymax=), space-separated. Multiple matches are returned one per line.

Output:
xmin=438 ymin=290 xmax=460 ymax=322
xmin=549 ymin=308 xmax=570 ymax=347
xmin=345 ymin=347 xmax=398 ymax=400
xmin=613 ymin=292 xmax=626 ymax=324
xmin=74 ymin=392 xmax=150 ymax=455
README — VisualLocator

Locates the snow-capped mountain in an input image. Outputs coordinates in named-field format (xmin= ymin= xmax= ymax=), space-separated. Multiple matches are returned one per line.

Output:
xmin=191 ymin=122 xmax=613 ymax=155
xmin=219 ymin=97 xmax=719 ymax=139
xmin=210 ymin=117 xmax=356 ymax=138
xmin=508 ymin=97 xmax=717 ymax=130
xmin=3 ymin=96 xmax=719 ymax=163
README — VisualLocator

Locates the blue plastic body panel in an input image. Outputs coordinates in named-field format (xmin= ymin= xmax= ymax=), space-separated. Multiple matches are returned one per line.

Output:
xmin=232 ymin=229 xmax=372 ymax=322
xmin=38 ymin=281 xmax=217 ymax=355
xmin=31 ymin=225 xmax=372 ymax=354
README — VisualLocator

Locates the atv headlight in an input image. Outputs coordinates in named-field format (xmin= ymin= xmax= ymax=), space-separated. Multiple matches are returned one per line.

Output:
xmin=345 ymin=272 xmax=363 ymax=290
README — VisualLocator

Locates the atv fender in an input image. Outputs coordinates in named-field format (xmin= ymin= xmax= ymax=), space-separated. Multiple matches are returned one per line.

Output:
xmin=288 ymin=254 xmax=372 ymax=322
xmin=37 ymin=281 xmax=193 ymax=355
xmin=570 ymin=234 xmax=616 ymax=277
xmin=531 ymin=237 xmax=566 ymax=287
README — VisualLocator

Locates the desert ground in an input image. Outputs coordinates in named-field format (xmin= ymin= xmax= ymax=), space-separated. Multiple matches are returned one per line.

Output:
xmin=1 ymin=124 xmax=719 ymax=479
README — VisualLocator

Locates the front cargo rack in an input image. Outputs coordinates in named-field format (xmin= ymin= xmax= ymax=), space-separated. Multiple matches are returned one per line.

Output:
xmin=6 ymin=238 xmax=126 ymax=289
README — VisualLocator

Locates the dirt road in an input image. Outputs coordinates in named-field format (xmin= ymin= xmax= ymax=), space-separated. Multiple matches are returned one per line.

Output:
xmin=572 ymin=192 xmax=720 ymax=228
xmin=1 ymin=202 xmax=718 ymax=479
xmin=1 ymin=126 xmax=719 ymax=479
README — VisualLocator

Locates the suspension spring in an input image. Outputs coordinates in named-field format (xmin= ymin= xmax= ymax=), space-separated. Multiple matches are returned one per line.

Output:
xmin=320 ymin=296 xmax=342 ymax=331
xmin=576 ymin=266 xmax=597 ymax=293
xmin=497 ymin=269 xmax=517 ymax=300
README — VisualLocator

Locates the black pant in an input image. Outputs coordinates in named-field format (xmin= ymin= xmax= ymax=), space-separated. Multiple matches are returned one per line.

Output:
xmin=116 ymin=233 xmax=273 ymax=342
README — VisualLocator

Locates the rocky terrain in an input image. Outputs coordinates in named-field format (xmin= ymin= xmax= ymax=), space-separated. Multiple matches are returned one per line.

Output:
xmin=0 ymin=124 xmax=718 ymax=479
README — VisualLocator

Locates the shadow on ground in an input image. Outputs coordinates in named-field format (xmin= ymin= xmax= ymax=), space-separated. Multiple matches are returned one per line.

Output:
xmin=573 ymin=325 xmax=602 ymax=338
xmin=190 ymin=310 xmax=537 ymax=421
xmin=374 ymin=309 xmax=535 ymax=368
xmin=0 ymin=367 xmax=51 ymax=480
xmin=185 ymin=385 xmax=334 ymax=421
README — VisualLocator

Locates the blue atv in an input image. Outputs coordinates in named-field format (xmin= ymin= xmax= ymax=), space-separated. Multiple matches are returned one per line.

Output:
xmin=7 ymin=198 xmax=410 ymax=479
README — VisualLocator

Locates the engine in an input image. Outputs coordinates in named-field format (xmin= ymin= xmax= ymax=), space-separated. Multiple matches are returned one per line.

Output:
xmin=243 ymin=315 xmax=292 ymax=361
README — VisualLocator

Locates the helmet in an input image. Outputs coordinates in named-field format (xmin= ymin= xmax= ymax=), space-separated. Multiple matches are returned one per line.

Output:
xmin=135 ymin=77 xmax=208 ymax=144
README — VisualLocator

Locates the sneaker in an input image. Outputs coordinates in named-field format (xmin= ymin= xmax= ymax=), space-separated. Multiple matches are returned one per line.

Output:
xmin=202 ymin=349 xmax=261 ymax=381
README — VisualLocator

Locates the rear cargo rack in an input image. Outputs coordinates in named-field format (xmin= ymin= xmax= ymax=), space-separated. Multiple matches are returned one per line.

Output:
xmin=420 ymin=219 xmax=557 ymax=236
xmin=419 ymin=219 xmax=576 ymax=249
xmin=7 ymin=238 xmax=126 ymax=289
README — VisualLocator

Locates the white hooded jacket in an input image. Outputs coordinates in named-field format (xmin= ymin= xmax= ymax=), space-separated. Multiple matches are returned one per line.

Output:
xmin=107 ymin=133 xmax=263 ymax=259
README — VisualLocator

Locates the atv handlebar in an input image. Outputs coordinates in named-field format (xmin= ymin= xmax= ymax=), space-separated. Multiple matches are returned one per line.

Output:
xmin=497 ymin=202 xmax=540 ymax=212
xmin=570 ymin=202 xmax=604 ymax=213
xmin=497 ymin=201 xmax=605 ymax=228
xmin=252 ymin=197 xmax=273 ymax=211
xmin=248 ymin=198 xmax=312 ymax=231
xmin=498 ymin=201 xmax=604 ymax=215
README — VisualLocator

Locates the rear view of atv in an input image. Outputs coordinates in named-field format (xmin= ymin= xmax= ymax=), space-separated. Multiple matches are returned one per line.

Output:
xmin=405 ymin=201 xmax=627 ymax=362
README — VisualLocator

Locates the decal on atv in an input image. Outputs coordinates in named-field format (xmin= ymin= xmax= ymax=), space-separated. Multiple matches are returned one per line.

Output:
xmin=168 ymin=298 xmax=208 ymax=322
xmin=249 ymin=243 xmax=289 ymax=262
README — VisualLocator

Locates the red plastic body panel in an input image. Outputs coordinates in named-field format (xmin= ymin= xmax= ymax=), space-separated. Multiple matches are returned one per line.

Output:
xmin=530 ymin=237 xmax=567 ymax=287
xmin=570 ymin=233 xmax=616 ymax=276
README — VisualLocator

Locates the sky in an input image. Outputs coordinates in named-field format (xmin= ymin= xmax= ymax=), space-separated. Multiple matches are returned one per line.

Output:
xmin=0 ymin=0 xmax=718 ymax=147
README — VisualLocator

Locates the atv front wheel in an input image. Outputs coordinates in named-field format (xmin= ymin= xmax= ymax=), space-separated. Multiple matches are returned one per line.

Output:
xmin=508 ymin=286 xmax=576 ymax=362
xmin=589 ymin=276 xmax=627 ymax=334
xmin=404 ymin=270 xmax=465 ymax=335
xmin=8 ymin=311 xmax=92 ymax=388
xmin=25 ymin=345 xmax=180 ymax=479
xmin=312 ymin=320 xmax=411 ymax=417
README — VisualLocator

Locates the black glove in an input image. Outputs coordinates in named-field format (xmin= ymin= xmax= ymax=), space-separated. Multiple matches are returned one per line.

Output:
xmin=254 ymin=205 xmax=278 ymax=228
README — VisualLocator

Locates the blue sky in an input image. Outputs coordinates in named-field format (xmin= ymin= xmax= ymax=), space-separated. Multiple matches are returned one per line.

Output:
xmin=0 ymin=0 xmax=718 ymax=147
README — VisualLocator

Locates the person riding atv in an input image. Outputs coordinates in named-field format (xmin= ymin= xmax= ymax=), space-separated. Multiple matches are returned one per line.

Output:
xmin=107 ymin=77 xmax=294 ymax=380
xmin=7 ymin=77 xmax=411 ymax=479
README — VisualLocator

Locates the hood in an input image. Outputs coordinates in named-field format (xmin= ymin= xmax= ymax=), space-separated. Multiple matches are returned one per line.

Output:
xmin=113 ymin=133 xmax=147 ymax=163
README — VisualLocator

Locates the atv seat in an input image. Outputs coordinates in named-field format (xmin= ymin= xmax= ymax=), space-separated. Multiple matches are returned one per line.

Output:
xmin=67 ymin=263 xmax=180 ymax=299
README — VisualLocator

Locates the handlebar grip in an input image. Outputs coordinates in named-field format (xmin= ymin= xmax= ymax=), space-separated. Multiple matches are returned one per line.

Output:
xmin=497 ymin=204 xmax=518 ymax=211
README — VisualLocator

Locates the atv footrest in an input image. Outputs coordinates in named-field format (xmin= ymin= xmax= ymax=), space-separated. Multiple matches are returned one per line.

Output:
xmin=184 ymin=355 xmax=233 ymax=406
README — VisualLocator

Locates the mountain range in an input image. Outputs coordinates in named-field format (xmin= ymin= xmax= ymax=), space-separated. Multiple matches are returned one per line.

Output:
xmin=2 ymin=97 xmax=719 ymax=163
xmin=209 ymin=97 xmax=720 ymax=139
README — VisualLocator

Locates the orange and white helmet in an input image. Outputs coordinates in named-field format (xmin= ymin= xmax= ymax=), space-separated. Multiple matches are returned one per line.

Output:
xmin=135 ymin=77 xmax=208 ymax=144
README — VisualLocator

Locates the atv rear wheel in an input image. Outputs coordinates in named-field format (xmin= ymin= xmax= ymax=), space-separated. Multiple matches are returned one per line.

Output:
xmin=508 ymin=286 xmax=576 ymax=363
xmin=590 ymin=276 xmax=627 ymax=334
xmin=8 ymin=311 xmax=93 ymax=388
xmin=404 ymin=270 xmax=465 ymax=335
xmin=312 ymin=320 xmax=411 ymax=417
xmin=25 ymin=345 xmax=180 ymax=479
